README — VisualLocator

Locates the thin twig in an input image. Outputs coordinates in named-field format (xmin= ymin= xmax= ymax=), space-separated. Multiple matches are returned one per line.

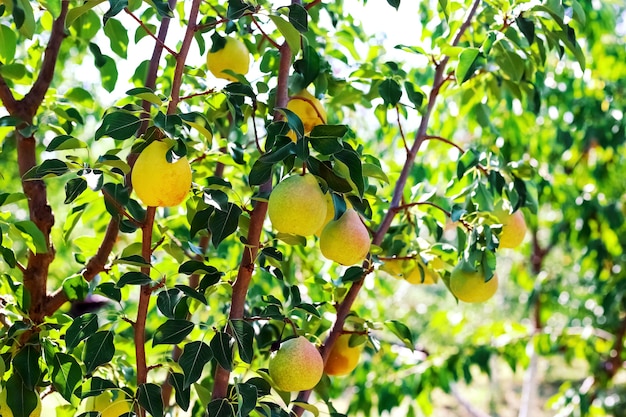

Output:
xmin=251 ymin=15 xmax=281 ymax=49
xmin=395 ymin=200 xmax=473 ymax=230
xmin=423 ymin=135 xmax=488 ymax=175
xmin=125 ymin=8 xmax=178 ymax=57
xmin=179 ymin=89 xmax=217 ymax=101
xmin=396 ymin=105 xmax=409 ymax=154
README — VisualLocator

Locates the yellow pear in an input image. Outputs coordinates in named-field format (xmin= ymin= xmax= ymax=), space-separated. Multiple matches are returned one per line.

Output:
xmin=324 ymin=334 xmax=363 ymax=376
xmin=494 ymin=202 xmax=527 ymax=249
xmin=207 ymin=37 xmax=250 ymax=82
xmin=314 ymin=192 xmax=335 ymax=237
xmin=449 ymin=262 xmax=498 ymax=303
xmin=132 ymin=140 xmax=192 ymax=207
xmin=286 ymin=89 xmax=326 ymax=141
xmin=268 ymin=174 xmax=328 ymax=236
xmin=269 ymin=336 xmax=323 ymax=392
xmin=320 ymin=208 xmax=370 ymax=265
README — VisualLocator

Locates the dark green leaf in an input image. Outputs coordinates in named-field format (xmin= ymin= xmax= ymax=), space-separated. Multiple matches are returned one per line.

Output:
xmin=227 ymin=0 xmax=253 ymax=19
xmin=152 ymin=319 xmax=194 ymax=346
xmin=295 ymin=303 xmax=321 ymax=318
xmin=51 ymin=353 xmax=83 ymax=402
xmin=457 ymin=149 xmax=479 ymax=179
xmin=116 ymin=271 xmax=152 ymax=288
xmin=287 ymin=4 xmax=308 ymax=33
xmin=335 ymin=149 xmax=365 ymax=196
xmin=81 ymin=376 xmax=117 ymax=397
xmin=384 ymin=320 xmax=414 ymax=349
xmin=190 ymin=207 xmax=214 ymax=238
xmin=62 ymin=274 xmax=89 ymax=301
xmin=157 ymin=288 xmax=184 ymax=318
xmin=137 ymin=383 xmax=164 ymax=417
xmin=210 ymin=332 xmax=234 ymax=371
xmin=5 ymin=373 xmax=39 ymax=417
xmin=95 ymin=282 xmax=121 ymax=302
xmin=378 ymin=78 xmax=402 ymax=107
xmin=103 ymin=0 xmax=128 ymax=25
xmin=207 ymin=398 xmax=235 ymax=417
xmin=306 ymin=157 xmax=352 ymax=193
xmin=341 ymin=266 xmax=365 ymax=283
xmin=209 ymin=203 xmax=242 ymax=248
xmin=387 ymin=0 xmax=400 ymax=10
xmin=149 ymin=0 xmax=174 ymax=18
xmin=66 ymin=313 xmax=99 ymax=350
xmin=178 ymin=260 xmax=216 ymax=275
xmin=22 ymin=159 xmax=69 ymax=179
xmin=64 ymin=178 xmax=88 ymax=204
xmin=259 ymin=142 xmax=297 ymax=164
xmin=95 ymin=111 xmax=141 ymax=141
xmin=83 ymin=330 xmax=115 ymax=374
xmin=261 ymin=247 xmax=283 ymax=261
xmin=230 ymin=319 xmax=254 ymax=364
xmin=168 ymin=372 xmax=191 ymax=411
xmin=175 ymin=284 xmax=208 ymax=305
xmin=248 ymin=160 xmax=273 ymax=186
xmin=236 ymin=383 xmax=258 ymax=417
xmin=178 ymin=341 xmax=213 ymax=389
xmin=13 ymin=345 xmax=41 ymax=390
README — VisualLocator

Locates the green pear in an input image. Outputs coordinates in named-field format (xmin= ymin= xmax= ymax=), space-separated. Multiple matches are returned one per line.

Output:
xmin=269 ymin=336 xmax=324 ymax=392
xmin=268 ymin=174 xmax=328 ymax=236
xmin=320 ymin=208 xmax=370 ymax=265
xmin=450 ymin=262 xmax=498 ymax=303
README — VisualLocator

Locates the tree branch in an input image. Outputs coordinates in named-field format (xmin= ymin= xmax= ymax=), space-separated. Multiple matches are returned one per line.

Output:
xmin=167 ymin=0 xmax=203 ymax=114
xmin=293 ymin=0 xmax=483 ymax=412
xmin=211 ymin=33 xmax=294 ymax=403
xmin=125 ymin=7 xmax=178 ymax=57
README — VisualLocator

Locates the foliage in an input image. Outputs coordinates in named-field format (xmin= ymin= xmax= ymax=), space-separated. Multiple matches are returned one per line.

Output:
xmin=0 ymin=0 xmax=624 ymax=416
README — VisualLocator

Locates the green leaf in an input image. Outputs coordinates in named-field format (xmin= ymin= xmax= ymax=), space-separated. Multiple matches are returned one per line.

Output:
xmin=103 ymin=18 xmax=128 ymax=58
xmin=456 ymin=48 xmax=481 ymax=84
xmin=51 ymin=353 xmax=83 ymax=402
xmin=385 ymin=320 xmax=414 ymax=349
xmin=334 ymin=149 xmax=365 ymax=197
xmin=0 ymin=63 xmax=27 ymax=79
xmin=40 ymin=0 xmax=62 ymax=18
xmin=16 ymin=0 xmax=35 ymax=39
xmin=236 ymin=383 xmax=258 ymax=417
xmin=207 ymin=398 xmax=235 ymax=417
xmin=23 ymin=159 xmax=69 ymax=179
xmin=515 ymin=16 xmax=535 ymax=45
xmin=229 ymin=319 xmax=254 ymax=364
xmin=66 ymin=313 xmax=99 ymax=350
xmin=102 ymin=183 xmax=130 ymax=219
xmin=269 ymin=14 xmax=301 ymax=56
xmin=181 ymin=112 xmax=213 ymax=143
xmin=13 ymin=345 xmax=41 ymax=390
xmin=378 ymin=78 xmax=402 ymax=107
xmin=179 ymin=341 xmax=213 ymax=389
xmin=98 ymin=55 xmax=119 ymax=92
xmin=168 ymin=372 xmax=191 ymax=411
xmin=81 ymin=376 xmax=117 ymax=398
xmin=95 ymin=111 xmax=141 ymax=141
xmin=494 ymin=41 xmax=525 ymax=82
xmin=14 ymin=220 xmax=48 ymax=254
xmin=157 ymin=288 xmax=184 ymax=318
xmin=5 ymin=373 xmax=39 ymax=417
xmin=287 ymin=4 xmax=308 ymax=33
xmin=152 ymin=319 xmax=194 ymax=346
xmin=227 ymin=0 xmax=254 ymax=19
xmin=175 ymin=284 xmax=208 ymax=305
xmin=103 ymin=0 xmax=128 ymax=25
xmin=137 ymin=383 xmax=164 ymax=417
xmin=210 ymin=332 xmax=234 ymax=371
xmin=95 ymin=282 xmax=121 ymax=302
xmin=178 ymin=260 xmax=216 ymax=275
xmin=83 ymin=330 xmax=115 ymax=374
xmin=209 ymin=203 xmax=242 ymax=248
xmin=362 ymin=163 xmax=389 ymax=183
xmin=0 ymin=24 xmax=17 ymax=62
xmin=0 ymin=192 xmax=26 ymax=207
xmin=457 ymin=149 xmax=479 ymax=179
xmin=387 ymin=0 xmax=400 ymax=10
xmin=146 ymin=0 xmax=174 ymax=18
xmin=341 ymin=266 xmax=365 ymax=283
xmin=116 ymin=271 xmax=151 ymax=288
xmin=62 ymin=274 xmax=89 ymax=301
xmin=248 ymin=160 xmax=273 ymax=186
xmin=46 ymin=135 xmax=88 ymax=151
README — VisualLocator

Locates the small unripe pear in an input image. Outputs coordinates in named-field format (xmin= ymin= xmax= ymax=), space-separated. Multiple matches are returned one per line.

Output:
xmin=320 ymin=209 xmax=370 ymax=265
xmin=269 ymin=336 xmax=323 ymax=392
xmin=268 ymin=174 xmax=328 ymax=236
xmin=449 ymin=262 xmax=498 ymax=303
xmin=131 ymin=140 xmax=192 ymax=207
xmin=286 ymin=89 xmax=326 ymax=142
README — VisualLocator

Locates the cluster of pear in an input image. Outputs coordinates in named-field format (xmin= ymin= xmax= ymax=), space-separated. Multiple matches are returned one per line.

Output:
xmin=268 ymin=173 xmax=371 ymax=266
xmin=382 ymin=199 xmax=527 ymax=304
xmin=268 ymin=334 xmax=365 ymax=392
